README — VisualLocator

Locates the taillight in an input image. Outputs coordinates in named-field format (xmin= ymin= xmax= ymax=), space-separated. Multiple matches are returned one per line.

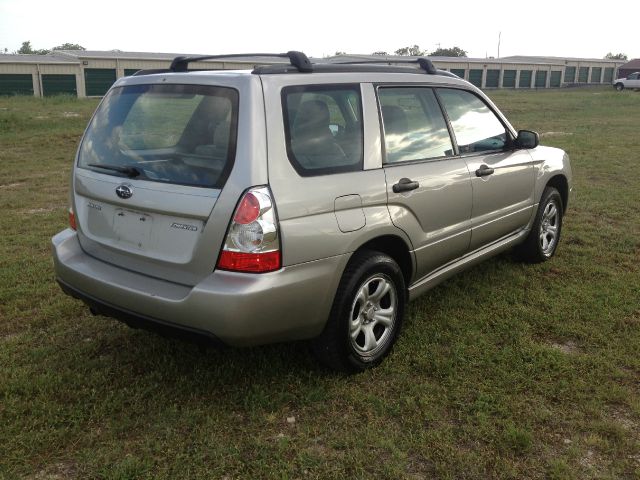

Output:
xmin=69 ymin=208 xmax=77 ymax=230
xmin=217 ymin=186 xmax=281 ymax=273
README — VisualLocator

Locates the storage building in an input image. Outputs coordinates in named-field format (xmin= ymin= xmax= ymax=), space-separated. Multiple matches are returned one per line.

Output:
xmin=0 ymin=50 xmax=627 ymax=97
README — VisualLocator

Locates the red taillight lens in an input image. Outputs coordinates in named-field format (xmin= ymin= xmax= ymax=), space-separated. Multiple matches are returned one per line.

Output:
xmin=217 ymin=187 xmax=281 ymax=274
xmin=69 ymin=209 xmax=77 ymax=230
xmin=217 ymin=250 xmax=281 ymax=273
xmin=233 ymin=192 xmax=260 ymax=224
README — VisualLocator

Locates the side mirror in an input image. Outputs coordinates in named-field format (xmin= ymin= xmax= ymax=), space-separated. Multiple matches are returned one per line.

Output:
xmin=516 ymin=130 xmax=539 ymax=149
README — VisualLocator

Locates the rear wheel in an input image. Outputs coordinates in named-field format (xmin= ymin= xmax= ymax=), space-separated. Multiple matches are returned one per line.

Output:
xmin=515 ymin=187 xmax=563 ymax=263
xmin=311 ymin=250 xmax=405 ymax=373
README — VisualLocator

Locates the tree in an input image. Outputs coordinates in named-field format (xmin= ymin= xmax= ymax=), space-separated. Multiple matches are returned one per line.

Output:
xmin=605 ymin=52 xmax=627 ymax=60
xmin=52 ymin=43 xmax=85 ymax=51
xmin=16 ymin=40 xmax=49 ymax=55
xmin=372 ymin=51 xmax=389 ymax=56
xmin=394 ymin=45 xmax=425 ymax=56
xmin=15 ymin=40 xmax=85 ymax=55
xmin=429 ymin=46 xmax=467 ymax=57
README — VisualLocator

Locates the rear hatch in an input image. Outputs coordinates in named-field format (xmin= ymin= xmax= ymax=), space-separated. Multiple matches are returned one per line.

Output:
xmin=73 ymin=80 xmax=241 ymax=286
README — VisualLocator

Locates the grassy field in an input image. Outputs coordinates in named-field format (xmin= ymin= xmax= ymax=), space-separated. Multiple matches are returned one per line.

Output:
xmin=1 ymin=88 xmax=639 ymax=479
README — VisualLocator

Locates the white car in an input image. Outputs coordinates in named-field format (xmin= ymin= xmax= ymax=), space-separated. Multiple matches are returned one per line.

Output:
xmin=613 ymin=72 xmax=640 ymax=90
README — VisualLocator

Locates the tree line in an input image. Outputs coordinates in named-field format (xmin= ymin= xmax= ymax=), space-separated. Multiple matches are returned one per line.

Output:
xmin=8 ymin=41 xmax=85 ymax=55
xmin=4 ymin=41 xmax=629 ymax=61
xmin=335 ymin=45 xmax=468 ymax=57
xmin=334 ymin=46 xmax=630 ymax=61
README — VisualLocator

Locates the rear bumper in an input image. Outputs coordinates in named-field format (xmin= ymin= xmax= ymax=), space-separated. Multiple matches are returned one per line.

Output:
xmin=57 ymin=279 xmax=225 ymax=347
xmin=52 ymin=229 xmax=346 ymax=346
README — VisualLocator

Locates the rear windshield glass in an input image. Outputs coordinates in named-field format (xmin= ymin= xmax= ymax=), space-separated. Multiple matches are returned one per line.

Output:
xmin=78 ymin=84 xmax=238 ymax=188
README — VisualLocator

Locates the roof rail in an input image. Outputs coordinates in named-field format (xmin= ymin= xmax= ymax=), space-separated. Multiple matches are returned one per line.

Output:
xmin=330 ymin=57 xmax=438 ymax=74
xmin=169 ymin=51 xmax=312 ymax=72
xmin=131 ymin=68 xmax=171 ymax=76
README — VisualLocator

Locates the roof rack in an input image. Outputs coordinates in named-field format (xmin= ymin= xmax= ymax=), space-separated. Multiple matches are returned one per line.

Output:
xmin=331 ymin=57 xmax=438 ymax=74
xmin=253 ymin=56 xmax=460 ymax=78
xmin=130 ymin=51 xmax=461 ymax=79
xmin=169 ymin=51 xmax=312 ymax=72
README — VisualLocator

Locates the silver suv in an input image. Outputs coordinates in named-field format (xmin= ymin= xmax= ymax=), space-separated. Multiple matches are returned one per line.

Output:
xmin=52 ymin=51 xmax=572 ymax=372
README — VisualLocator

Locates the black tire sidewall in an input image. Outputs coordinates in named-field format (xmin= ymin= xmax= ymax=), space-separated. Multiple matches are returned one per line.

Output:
xmin=336 ymin=253 xmax=405 ymax=371
xmin=535 ymin=188 xmax=564 ymax=260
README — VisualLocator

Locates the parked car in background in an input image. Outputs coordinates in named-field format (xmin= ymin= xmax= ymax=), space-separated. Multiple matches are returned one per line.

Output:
xmin=52 ymin=51 xmax=572 ymax=372
xmin=613 ymin=72 xmax=640 ymax=90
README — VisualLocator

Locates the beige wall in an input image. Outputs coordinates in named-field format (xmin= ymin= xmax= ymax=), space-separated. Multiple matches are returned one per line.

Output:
xmin=0 ymin=56 xmax=627 ymax=97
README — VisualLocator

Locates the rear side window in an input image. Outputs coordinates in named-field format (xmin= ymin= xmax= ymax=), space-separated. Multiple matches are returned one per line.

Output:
xmin=378 ymin=87 xmax=454 ymax=163
xmin=282 ymin=84 xmax=363 ymax=176
xmin=436 ymin=88 xmax=508 ymax=154
xmin=78 ymin=84 xmax=238 ymax=188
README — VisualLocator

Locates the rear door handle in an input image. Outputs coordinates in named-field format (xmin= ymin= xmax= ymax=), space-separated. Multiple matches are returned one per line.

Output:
xmin=392 ymin=177 xmax=420 ymax=193
xmin=475 ymin=164 xmax=495 ymax=177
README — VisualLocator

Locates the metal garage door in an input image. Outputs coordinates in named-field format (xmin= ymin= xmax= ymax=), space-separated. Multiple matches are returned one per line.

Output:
xmin=84 ymin=68 xmax=116 ymax=96
xmin=502 ymin=70 xmax=516 ymax=88
xmin=519 ymin=70 xmax=532 ymax=88
xmin=42 ymin=74 xmax=77 ymax=96
xmin=550 ymin=71 xmax=562 ymax=87
xmin=450 ymin=69 xmax=465 ymax=79
xmin=124 ymin=69 xmax=140 ymax=76
xmin=603 ymin=68 xmax=614 ymax=83
xmin=564 ymin=67 xmax=576 ymax=83
xmin=535 ymin=71 xmax=547 ymax=88
xmin=590 ymin=67 xmax=602 ymax=83
xmin=0 ymin=74 xmax=33 ymax=95
xmin=468 ymin=69 xmax=483 ymax=87
xmin=485 ymin=70 xmax=500 ymax=88
xmin=578 ymin=67 xmax=589 ymax=83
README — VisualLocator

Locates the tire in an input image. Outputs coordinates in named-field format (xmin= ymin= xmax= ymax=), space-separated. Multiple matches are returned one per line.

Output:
xmin=516 ymin=187 xmax=564 ymax=263
xmin=311 ymin=250 xmax=406 ymax=373
xmin=615 ymin=83 xmax=624 ymax=91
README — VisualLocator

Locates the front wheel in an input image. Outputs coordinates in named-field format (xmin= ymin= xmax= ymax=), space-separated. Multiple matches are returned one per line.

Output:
xmin=515 ymin=187 xmax=563 ymax=263
xmin=615 ymin=83 xmax=624 ymax=91
xmin=311 ymin=250 xmax=405 ymax=373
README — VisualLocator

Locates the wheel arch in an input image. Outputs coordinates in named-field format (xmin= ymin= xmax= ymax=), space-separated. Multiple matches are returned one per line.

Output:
xmin=352 ymin=235 xmax=414 ymax=289
xmin=546 ymin=174 xmax=569 ymax=211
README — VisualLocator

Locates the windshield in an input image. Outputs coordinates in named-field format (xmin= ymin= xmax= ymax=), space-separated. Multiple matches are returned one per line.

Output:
xmin=78 ymin=83 xmax=238 ymax=188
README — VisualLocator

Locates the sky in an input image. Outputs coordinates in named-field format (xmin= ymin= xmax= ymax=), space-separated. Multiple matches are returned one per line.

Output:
xmin=0 ymin=0 xmax=637 ymax=60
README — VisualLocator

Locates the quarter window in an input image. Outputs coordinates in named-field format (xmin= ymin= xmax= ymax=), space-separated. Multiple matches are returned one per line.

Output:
xmin=378 ymin=87 xmax=454 ymax=163
xmin=282 ymin=85 xmax=363 ymax=176
xmin=436 ymin=89 xmax=508 ymax=154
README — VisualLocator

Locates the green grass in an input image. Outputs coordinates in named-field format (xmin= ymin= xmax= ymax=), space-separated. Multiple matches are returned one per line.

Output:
xmin=1 ymin=88 xmax=639 ymax=479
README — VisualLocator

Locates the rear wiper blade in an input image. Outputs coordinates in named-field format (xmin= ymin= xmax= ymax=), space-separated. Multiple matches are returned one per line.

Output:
xmin=88 ymin=163 xmax=141 ymax=178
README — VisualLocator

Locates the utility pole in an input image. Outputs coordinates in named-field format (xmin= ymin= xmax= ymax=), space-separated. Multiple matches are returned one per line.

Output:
xmin=498 ymin=32 xmax=501 ymax=58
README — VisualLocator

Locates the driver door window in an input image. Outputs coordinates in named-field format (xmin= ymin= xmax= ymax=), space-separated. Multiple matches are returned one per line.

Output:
xmin=436 ymin=88 xmax=508 ymax=154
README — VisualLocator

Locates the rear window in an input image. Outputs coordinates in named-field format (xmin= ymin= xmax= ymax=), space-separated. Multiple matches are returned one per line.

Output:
xmin=78 ymin=84 xmax=238 ymax=188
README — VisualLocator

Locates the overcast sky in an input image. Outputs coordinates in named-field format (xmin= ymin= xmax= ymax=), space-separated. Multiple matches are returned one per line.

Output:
xmin=0 ymin=0 xmax=637 ymax=60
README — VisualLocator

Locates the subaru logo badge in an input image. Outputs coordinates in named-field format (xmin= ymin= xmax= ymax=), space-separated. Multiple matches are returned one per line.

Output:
xmin=115 ymin=184 xmax=133 ymax=199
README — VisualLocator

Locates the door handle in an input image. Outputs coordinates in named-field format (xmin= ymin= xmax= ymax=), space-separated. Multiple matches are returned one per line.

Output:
xmin=475 ymin=164 xmax=495 ymax=177
xmin=393 ymin=177 xmax=420 ymax=193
